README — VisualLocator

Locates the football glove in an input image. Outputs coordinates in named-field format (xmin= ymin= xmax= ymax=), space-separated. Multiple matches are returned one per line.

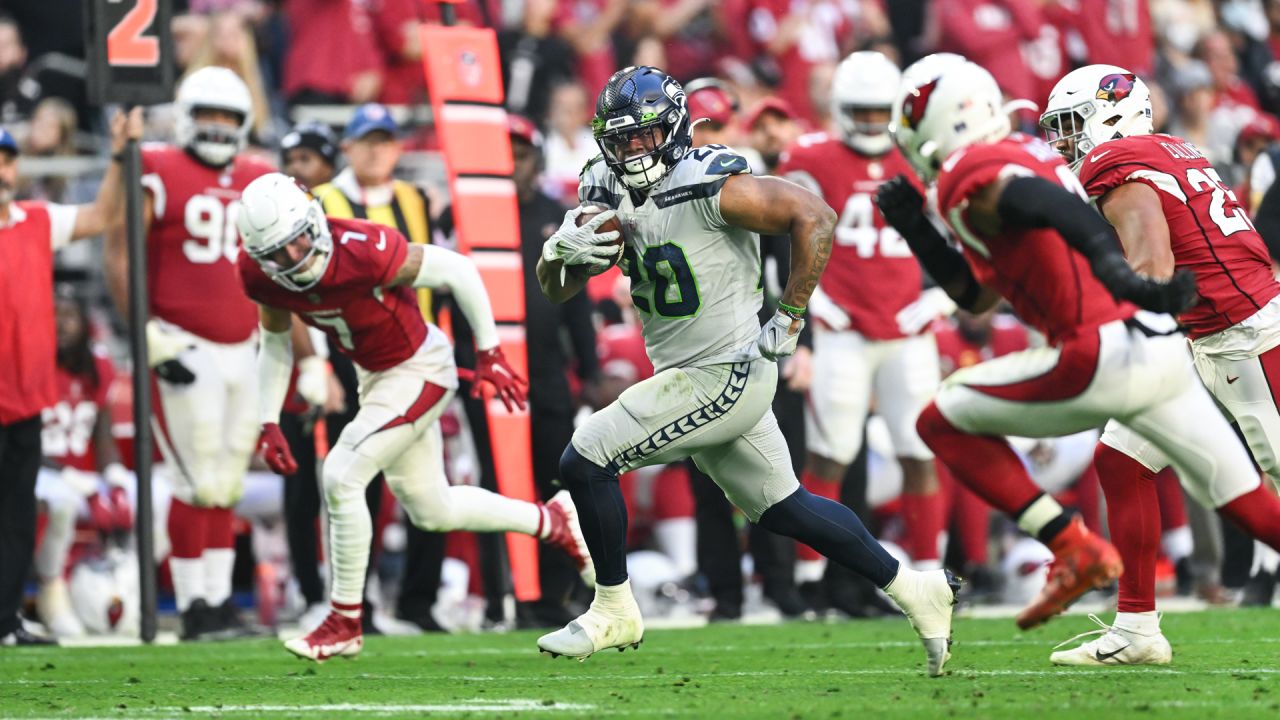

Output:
xmin=146 ymin=320 xmax=196 ymax=385
xmin=295 ymin=356 xmax=329 ymax=407
xmin=258 ymin=422 xmax=298 ymax=476
xmin=876 ymin=175 xmax=928 ymax=234
xmin=896 ymin=287 xmax=958 ymax=336
xmin=1092 ymin=255 xmax=1199 ymax=315
xmin=757 ymin=309 xmax=804 ymax=361
xmin=464 ymin=347 xmax=529 ymax=412
xmin=542 ymin=205 xmax=622 ymax=277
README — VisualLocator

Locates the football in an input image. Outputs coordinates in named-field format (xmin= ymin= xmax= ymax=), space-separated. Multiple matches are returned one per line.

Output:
xmin=575 ymin=207 xmax=626 ymax=273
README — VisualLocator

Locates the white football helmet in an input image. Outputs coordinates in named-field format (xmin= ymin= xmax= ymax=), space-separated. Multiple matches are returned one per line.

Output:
xmin=237 ymin=173 xmax=333 ymax=292
xmin=891 ymin=60 xmax=1012 ymax=181
xmin=174 ymin=66 xmax=253 ymax=167
xmin=830 ymin=51 xmax=901 ymax=156
xmin=1039 ymin=64 xmax=1152 ymax=171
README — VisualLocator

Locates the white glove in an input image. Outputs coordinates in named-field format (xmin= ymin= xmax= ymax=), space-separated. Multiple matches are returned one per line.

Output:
xmin=295 ymin=355 xmax=329 ymax=408
xmin=103 ymin=463 xmax=131 ymax=490
xmin=895 ymin=287 xmax=958 ymax=336
xmin=808 ymin=285 xmax=851 ymax=331
xmin=60 ymin=466 xmax=99 ymax=498
xmin=757 ymin=310 xmax=805 ymax=361
xmin=145 ymin=319 xmax=194 ymax=367
xmin=542 ymin=205 xmax=623 ymax=279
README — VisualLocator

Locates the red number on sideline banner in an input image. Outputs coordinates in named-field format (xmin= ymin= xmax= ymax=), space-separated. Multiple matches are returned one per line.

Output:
xmin=107 ymin=0 xmax=160 ymax=67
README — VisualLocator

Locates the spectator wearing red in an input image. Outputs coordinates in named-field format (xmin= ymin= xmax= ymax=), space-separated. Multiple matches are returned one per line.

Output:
xmin=1048 ymin=0 xmax=1154 ymax=77
xmin=555 ymin=0 xmax=627 ymax=102
xmin=1199 ymin=29 xmax=1264 ymax=112
xmin=929 ymin=0 xmax=1043 ymax=103
xmin=746 ymin=0 xmax=857 ymax=125
xmin=744 ymin=97 xmax=803 ymax=174
xmin=0 ymin=110 xmax=141 ymax=646
xmin=282 ymin=0 xmax=383 ymax=106
xmin=371 ymin=0 xmax=426 ymax=106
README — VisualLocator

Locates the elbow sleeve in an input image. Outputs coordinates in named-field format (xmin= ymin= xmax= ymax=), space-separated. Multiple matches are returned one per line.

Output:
xmin=258 ymin=327 xmax=293 ymax=424
xmin=414 ymin=244 xmax=501 ymax=350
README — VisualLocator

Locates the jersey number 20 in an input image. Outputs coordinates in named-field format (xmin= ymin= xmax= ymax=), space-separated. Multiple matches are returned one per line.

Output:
xmin=626 ymin=242 xmax=701 ymax=318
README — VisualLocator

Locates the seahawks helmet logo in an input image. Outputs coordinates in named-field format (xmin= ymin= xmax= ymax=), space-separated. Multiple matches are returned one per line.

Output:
xmin=1096 ymin=73 xmax=1137 ymax=103
xmin=900 ymin=78 xmax=941 ymax=130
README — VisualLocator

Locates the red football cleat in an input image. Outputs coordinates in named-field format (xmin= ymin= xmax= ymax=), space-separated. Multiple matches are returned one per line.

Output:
xmin=541 ymin=490 xmax=596 ymax=588
xmin=1016 ymin=517 xmax=1123 ymax=630
xmin=283 ymin=610 xmax=362 ymax=662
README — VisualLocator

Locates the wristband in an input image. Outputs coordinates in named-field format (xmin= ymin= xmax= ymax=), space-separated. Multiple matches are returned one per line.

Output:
xmin=111 ymin=151 xmax=127 ymax=163
xmin=778 ymin=302 xmax=806 ymax=319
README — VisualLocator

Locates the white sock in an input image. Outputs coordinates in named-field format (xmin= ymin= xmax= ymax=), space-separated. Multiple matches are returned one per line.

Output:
xmin=33 ymin=502 xmax=76 ymax=580
xmin=1114 ymin=610 xmax=1160 ymax=636
xmin=1161 ymin=526 xmax=1193 ymax=564
xmin=170 ymin=557 xmax=206 ymax=612
xmin=328 ymin=486 xmax=373 ymax=607
xmin=436 ymin=486 xmax=541 ymax=534
xmin=203 ymin=548 xmax=236 ymax=606
xmin=592 ymin=579 xmax=638 ymax=613
xmin=1016 ymin=494 xmax=1065 ymax=537
xmin=795 ymin=558 xmax=827 ymax=584
xmin=652 ymin=518 xmax=697 ymax=577
xmin=913 ymin=559 xmax=943 ymax=572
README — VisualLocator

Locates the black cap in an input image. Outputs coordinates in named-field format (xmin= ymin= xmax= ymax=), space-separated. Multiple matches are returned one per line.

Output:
xmin=281 ymin=121 xmax=339 ymax=168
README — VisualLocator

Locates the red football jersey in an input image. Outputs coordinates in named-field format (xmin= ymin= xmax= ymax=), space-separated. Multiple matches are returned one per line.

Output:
xmin=1079 ymin=134 xmax=1280 ymax=339
xmin=41 ymin=354 xmax=115 ymax=472
xmin=141 ymin=145 xmax=274 ymax=343
xmin=778 ymin=134 xmax=923 ymax=340
xmin=238 ymin=216 xmax=428 ymax=372
xmin=933 ymin=315 xmax=1030 ymax=378
xmin=935 ymin=133 xmax=1134 ymax=344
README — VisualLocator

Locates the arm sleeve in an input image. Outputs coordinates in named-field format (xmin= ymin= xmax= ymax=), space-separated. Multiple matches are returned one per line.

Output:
xmin=412 ymin=243 xmax=501 ymax=350
xmin=258 ymin=326 xmax=293 ymax=424
xmin=997 ymin=175 xmax=1123 ymax=261
xmin=47 ymin=203 xmax=78 ymax=251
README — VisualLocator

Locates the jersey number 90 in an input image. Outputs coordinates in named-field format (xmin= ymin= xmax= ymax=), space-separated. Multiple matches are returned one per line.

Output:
xmin=183 ymin=195 xmax=241 ymax=264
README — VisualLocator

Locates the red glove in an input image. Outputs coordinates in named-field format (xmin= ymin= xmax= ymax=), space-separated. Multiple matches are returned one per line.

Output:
xmin=258 ymin=423 xmax=298 ymax=475
xmin=108 ymin=486 xmax=134 ymax=532
xmin=466 ymin=347 xmax=528 ymax=412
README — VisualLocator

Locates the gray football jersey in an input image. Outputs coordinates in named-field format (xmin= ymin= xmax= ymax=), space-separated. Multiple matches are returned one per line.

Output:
xmin=579 ymin=145 xmax=762 ymax=372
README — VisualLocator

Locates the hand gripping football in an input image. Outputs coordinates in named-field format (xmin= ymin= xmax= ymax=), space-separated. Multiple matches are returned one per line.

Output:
xmin=575 ymin=208 xmax=625 ymax=272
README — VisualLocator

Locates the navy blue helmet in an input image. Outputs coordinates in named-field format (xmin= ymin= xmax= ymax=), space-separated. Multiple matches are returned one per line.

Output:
xmin=592 ymin=66 xmax=692 ymax=190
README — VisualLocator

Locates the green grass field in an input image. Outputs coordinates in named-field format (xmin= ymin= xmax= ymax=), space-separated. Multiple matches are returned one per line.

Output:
xmin=2 ymin=610 xmax=1278 ymax=719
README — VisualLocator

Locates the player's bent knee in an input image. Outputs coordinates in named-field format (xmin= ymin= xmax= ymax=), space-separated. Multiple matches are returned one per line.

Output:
xmin=559 ymin=444 xmax=605 ymax=487
xmin=321 ymin=447 xmax=380 ymax=510
xmin=915 ymin=402 xmax=950 ymax=446
xmin=392 ymin=481 xmax=454 ymax=532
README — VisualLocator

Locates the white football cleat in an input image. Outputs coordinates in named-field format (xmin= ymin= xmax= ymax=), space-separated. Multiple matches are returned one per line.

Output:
xmin=543 ymin=490 xmax=596 ymax=588
xmin=1050 ymin=614 xmax=1173 ymax=666
xmin=537 ymin=581 xmax=644 ymax=661
xmin=885 ymin=567 xmax=961 ymax=677
xmin=284 ymin=611 xmax=363 ymax=663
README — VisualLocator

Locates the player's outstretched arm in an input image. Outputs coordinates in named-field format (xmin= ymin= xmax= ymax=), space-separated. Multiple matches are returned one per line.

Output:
xmin=720 ymin=173 xmax=835 ymax=313
xmin=256 ymin=304 xmax=298 ymax=474
xmin=536 ymin=254 xmax=590 ymax=304
xmin=720 ymin=173 xmax=834 ymax=360
xmin=392 ymin=243 xmax=502 ymax=350
xmin=1096 ymin=182 xmax=1175 ymax=279
xmin=977 ymin=174 xmax=1196 ymax=314
xmin=72 ymin=108 xmax=144 ymax=241
xmin=391 ymin=243 xmax=528 ymax=410
xmin=876 ymin=175 xmax=1000 ymax=313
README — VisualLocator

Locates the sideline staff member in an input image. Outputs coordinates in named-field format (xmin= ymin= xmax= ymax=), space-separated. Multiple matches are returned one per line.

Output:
xmin=0 ymin=109 xmax=141 ymax=645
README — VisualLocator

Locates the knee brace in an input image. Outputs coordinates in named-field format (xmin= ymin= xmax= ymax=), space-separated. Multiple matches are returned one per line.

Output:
xmin=321 ymin=446 xmax=382 ymax=511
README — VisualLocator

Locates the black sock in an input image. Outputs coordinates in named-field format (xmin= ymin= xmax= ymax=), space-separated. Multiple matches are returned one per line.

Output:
xmin=1014 ymin=493 xmax=1075 ymax=545
xmin=559 ymin=445 xmax=629 ymax=586
xmin=758 ymin=487 xmax=900 ymax=588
